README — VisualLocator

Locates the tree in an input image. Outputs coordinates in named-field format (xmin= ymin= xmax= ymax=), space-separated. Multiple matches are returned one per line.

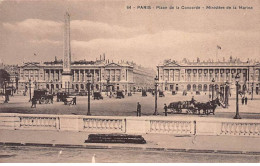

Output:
xmin=0 ymin=69 xmax=10 ymax=89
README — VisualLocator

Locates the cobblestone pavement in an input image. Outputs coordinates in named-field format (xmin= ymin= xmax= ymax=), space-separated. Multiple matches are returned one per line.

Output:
xmin=0 ymin=92 xmax=260 ymax=118
xmin=0 ymin=129 xmax=260 ymax=153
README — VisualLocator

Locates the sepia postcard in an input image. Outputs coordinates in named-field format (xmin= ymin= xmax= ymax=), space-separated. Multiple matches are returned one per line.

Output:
xmin=0 ymin=0 xmax=259 ymax=163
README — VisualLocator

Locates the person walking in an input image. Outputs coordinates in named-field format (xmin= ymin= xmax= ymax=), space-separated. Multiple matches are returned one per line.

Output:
xmin=242 ymin=96 xmax=245 ymax=105
xmin=137 ymin=102 xmax=141 ymax=117
xmin=245 ymin=96 xmax=248 ymax=105
xmin=31 ymin=96 xmax=37 ymax=108
xmin=72 ymin=97 xmax=77 ymax=105
xmin=164 ymin=104 xmax=168 ymax=116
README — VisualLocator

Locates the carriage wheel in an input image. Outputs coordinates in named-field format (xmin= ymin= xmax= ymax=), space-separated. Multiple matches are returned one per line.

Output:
xmin=45 ymin=99 xmax=49 ymax=104
xmin=40 ymin=97 xmax=45 ymax=104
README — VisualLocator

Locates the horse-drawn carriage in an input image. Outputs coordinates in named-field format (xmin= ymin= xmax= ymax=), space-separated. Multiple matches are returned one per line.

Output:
xmin=159 ymin=91 xmax=165 ymax=97
xmin=116 ymin=90 xmax=125 ymax=99
xmin=142 ymin=90 xmax=147 ymax=97
xmin=167 ymin=98 xmax=221 ymax=115
xmin=33 ymin=90 xmax=53 ymax=104
xmin=93 ymin=92 xmax=103 ymax=100
xmin=167 ymin=100 xmax=197 ymax=114
xmin=56 ymin=92 xmax=67 ymax=102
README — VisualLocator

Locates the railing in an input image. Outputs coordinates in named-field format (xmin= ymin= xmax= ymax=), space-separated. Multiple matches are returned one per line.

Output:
xmin=220 ymin=122 xmax=260 ymax=136
xmin=83 ymin=118 xmax=125 ymax=133
xmin=19 ymin=116 xmax=58 ymax=130
xmin=150 ymin=120 xmax=194 ymax=134
xmin=0 ymin=113 xmax=259 ymax=137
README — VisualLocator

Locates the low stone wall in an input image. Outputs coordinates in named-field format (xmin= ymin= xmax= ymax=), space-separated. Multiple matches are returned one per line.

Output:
xmin=0 ymin=113 xmax=259 ymax=137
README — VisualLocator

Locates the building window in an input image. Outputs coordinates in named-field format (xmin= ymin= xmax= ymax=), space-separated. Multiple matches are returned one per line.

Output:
xmin=187 ymin=84 xmax=191 ymax=91
xmin=193 ymin=84 xmax=197 ymax=91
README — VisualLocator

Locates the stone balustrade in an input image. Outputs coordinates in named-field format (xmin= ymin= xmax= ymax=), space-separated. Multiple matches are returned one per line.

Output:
xmin=220 ymin=122 xmax=260 ymax=136
xmin=150 ymin=120 xmax=194 ymax=134
xmin=83 ymin=118 xmax=125 ymax=133
xmin=0 ymin=113 xmax=259 ymax=137
xmin=19 ymin=116 xmax=58 ymax=130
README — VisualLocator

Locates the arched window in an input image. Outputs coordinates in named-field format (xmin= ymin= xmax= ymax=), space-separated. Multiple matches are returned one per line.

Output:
xmin=198 ymin=84 xmax=202 ymax=91
xmin=203 ymin=84 xmax=207 ymax=91
xmin=193 ymin=84 xmax=197 ymax=91
xmin=187 ymin=84 xmax=191 ymax=91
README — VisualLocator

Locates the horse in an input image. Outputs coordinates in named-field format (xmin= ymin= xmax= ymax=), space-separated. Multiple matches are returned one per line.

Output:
xmin=204 ymin=98 xmax=221 ymax=115
xmin=193 ymin=101 xmax=208 ymax=115
xmin=193 ymin=98 xmax=221 ymax=115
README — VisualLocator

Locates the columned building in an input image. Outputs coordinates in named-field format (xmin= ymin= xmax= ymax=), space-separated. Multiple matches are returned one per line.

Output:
xmin=157 ymin=58 xmax=260 ymax=95
xmin=18 ymin=57 xmax=155 ymax=94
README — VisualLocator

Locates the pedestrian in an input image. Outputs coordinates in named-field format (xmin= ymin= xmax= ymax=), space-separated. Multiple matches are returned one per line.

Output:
xmin=242 ymin=96 xmax=244 ymax=105
xmin=137 ymin=102 xmax=141 ymax=117
xmin=72 ymin=97 xmax=77 ymax=105
xmin=245 ymin=96 xmax=248 ymax=105
xmin=31 ymin=96 xmax=36 ymax=108
xmin=4 ymin=94 xmax=8 ymax=103
xmin=50 ymin=95 xmax=53 ymax=104
xmin=164 ymin=104 xmax=168 ymax=116
xmin=191 ymin=96 xmax=195 ymax=103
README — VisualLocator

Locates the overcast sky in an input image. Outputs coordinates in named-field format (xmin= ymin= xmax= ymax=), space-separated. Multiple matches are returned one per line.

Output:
xmin=0 ymin=0 xmax=259 ymax=68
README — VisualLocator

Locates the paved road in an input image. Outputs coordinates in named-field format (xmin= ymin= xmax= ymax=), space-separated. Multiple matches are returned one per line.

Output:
xmin=1 ymin=146 xmax=259 ymax=163
xmin=0 ymin=93 xmax=259 ymax=118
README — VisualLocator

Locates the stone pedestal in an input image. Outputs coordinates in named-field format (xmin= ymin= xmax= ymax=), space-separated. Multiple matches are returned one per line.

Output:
xmin=62 ymin=73 xmax=72 ymax=90
xmin=125 ymin=118 xmax=150 ymax=134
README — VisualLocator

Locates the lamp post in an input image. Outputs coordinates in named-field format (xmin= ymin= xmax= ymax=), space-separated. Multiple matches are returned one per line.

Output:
xmin=4 ymin=79 xmax=8 ymax=103
xmin=251 ymin=82 xmax=254 ymax=100
xmin=251 ymin=75 xmax=254 ymax=100
xmin=106 ymin=78 xmax=110 ymax=96
xmin=68 ymin=81 xmax=70 ymax=95
xmin=234 ymin=74 xmax=241 ymax=119
xmin=11 ymin=80 xmax=14 ymax=96
xmin=87 ymin=72 xmax=92 ymax=115
xmin=212 ymin=78 xmax=215 ymax=101
xmin=15 ymin=76 xmax=18 ymax=94
xmin=28 ymin=79 xmax=32 ymax=102
xmin=153 ymin=76 xmax=159 ymax=115
xmin=224 ymin=81 xmax=229 ymax=108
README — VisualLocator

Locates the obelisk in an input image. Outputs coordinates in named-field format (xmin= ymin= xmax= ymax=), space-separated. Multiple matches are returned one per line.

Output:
xmin=62 ymin=11 xmax=72 ymax=91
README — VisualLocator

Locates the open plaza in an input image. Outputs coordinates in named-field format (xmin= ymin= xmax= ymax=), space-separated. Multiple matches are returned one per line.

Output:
xmin=0 ymin=91 xmax=259 ymax=119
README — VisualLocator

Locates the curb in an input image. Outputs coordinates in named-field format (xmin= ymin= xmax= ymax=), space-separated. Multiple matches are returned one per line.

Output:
xmin=0 ymin=142 xmax=260 ymax=156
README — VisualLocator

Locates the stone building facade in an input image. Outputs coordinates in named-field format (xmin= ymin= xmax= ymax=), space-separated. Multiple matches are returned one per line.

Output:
xmin=157 ymin=57 xmax=260 ymax=95
xmin=18 ymin=57 xmax=155 ymax=94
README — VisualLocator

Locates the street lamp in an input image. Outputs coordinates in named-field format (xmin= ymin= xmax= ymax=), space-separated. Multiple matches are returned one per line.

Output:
xmin=234 ymin=74 xmax=241 ymax=119
xmin=4 ymin=79 xmax=8 ymax=103
xmin=212 ymin=78 xmax=215 ymax=101
xmin=68 ymin=81 xmax=70 ymax=95
xmin=251 ymin=82 xmax=254 ymax=100
xmin=15 ymin=76 xmax=19 ymax=94
xmin=224 ymin=81 xmax=229 ymax=108
xmin=87 ymin=72 xmax=92 ymax=115
xmin=153 ymin=76 xmax=159 ymax=115
xmin=106 ymin=78 xmax=110 ymax=96
xmin=11 ymin=79 xmax=14 ymax=96
xmin=28 ymin=78 xmax=32 ymax=102
xmin=251 ymin=75 xmax=254 ymax=100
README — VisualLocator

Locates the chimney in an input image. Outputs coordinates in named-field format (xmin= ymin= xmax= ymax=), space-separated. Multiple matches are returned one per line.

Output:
xmin=103 ymin=53 xmax=105 ymax=60
xmin=100 ymin=55 xmax=101 ymax=60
